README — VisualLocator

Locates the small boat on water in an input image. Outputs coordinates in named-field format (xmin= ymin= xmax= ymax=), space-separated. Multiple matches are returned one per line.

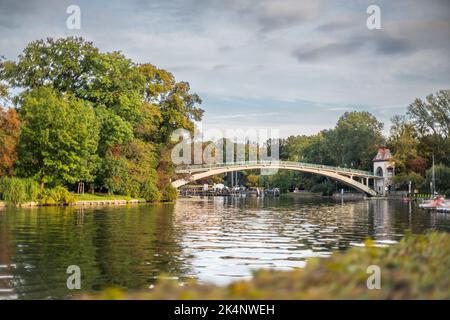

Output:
xmin=418 ymin=155 xmax=449 ymax=212
xmin=419 ymin=196 xmax=450 ymax=212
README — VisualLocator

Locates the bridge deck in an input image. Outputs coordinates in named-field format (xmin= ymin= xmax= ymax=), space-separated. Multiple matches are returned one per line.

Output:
xmin=176 ymin=161 xmax=379 ymax=178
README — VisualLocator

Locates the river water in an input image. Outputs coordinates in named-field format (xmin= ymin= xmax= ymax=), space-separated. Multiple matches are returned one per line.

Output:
xmin=0 ymin=196 xmax=449 ymax=299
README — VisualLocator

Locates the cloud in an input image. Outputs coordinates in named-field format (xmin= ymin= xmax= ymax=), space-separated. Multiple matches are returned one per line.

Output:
xmin=315 ymin=18 xmax=355 ymax=33
xmin=0 ymin=0 xmax=66 ymax=29
xmin=250 ymin=0 xmax=321 ymax=31
xmin=293 ymin=40 xmax=362 ymax=62
xmin=371 ymin=35 xmax=413 ymax=55
xmin=0 ymin=0 xmax=448 ymax=137
xmin=293 ymin=31 xmax=419 ymax=63
xmin=212 ymin=112 xmax=280 ymax=119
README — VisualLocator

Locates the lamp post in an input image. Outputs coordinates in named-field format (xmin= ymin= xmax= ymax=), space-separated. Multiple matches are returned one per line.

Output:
xmin=432 ymin=153 xmax=436 ymax=195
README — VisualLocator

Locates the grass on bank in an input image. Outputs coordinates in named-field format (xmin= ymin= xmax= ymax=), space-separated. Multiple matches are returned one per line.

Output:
xmin=85 ymin=232 xmax=450 ymax=300
xmin=72 ymin=193 xmax=144 ymax=201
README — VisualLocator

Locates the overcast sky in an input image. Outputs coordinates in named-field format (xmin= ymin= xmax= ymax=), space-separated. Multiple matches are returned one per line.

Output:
xmin=1 ymin=0 xmax=449 ymax=137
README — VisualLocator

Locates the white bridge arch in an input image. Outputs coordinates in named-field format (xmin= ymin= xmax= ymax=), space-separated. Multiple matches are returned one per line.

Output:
xmin=173 ymin=161 xmax=382 ymax=196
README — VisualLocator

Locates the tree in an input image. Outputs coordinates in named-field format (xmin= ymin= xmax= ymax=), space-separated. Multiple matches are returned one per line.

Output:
xmin=267 ymin=170 xmax=294 ymax=192
xmin=95 ymin=106 xmax=134 ymax=155
xmin=328 ymin=111 xmax=384 ymax=170
xmin=406 ymin=90 xmax=450 ymax=166
xmin=303 ymin=131 xmax=333 ymax=164
xmin=310 ymin=180 xmax=335 ymax=196
xmin=424 ymin=165 xmax=450 ymax=195
xmin=0 ymin=37 xmax=102 ymax=101
xmin=246 ymin=174 xmax=259 ymax=188
xmin=17 ymin=87 xmax=99 ymax=186
xmin=282 ymin=135 xmax=312 ymax=162
xmin=97 ymin=139 xmax=160 ymax=199
xmin=392 ymin=172 xmax=424 ymax=192
xmin=407 ymin=90 xmax=450 ymax=139
xmin=388 ymin=115 xmax=420 ymax=173
xmin=0 ymin=106 xmax=20 ymax=176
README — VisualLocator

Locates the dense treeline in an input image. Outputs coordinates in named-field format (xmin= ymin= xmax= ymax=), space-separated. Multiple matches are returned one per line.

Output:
xmin=251 ymin=93 xmax=450 ymax=195
xmin=0 ymin=37 xmax=203 ymax=203
xmin=0 ymin=37 xmax=449 ymax=202
xmin=388 ymin=90 xmax=450 ymax=192
xmin=261 ymin=111 xmax=385 ymax=194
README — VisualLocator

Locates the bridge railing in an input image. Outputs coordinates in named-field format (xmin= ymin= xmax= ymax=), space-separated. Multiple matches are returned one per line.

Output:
xmin=175 ymin=160 xmax=375 ymax=177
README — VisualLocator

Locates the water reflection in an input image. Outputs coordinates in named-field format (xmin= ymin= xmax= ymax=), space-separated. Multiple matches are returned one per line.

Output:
xmin=0 ymin=198 xmax=449 ymax=299
xmin=172 ymin=197 xmax=450 ymax=284
xmin=0 ymin=204 xmax=187 ymax=299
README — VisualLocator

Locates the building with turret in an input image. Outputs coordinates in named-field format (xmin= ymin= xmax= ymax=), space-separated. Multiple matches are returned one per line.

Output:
xmin=373 ymin=147 xmax=395 ymax=195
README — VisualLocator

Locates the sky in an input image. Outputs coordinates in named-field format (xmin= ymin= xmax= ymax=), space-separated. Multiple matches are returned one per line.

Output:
xmin=0 ymin=0 xmax=449 ymax=137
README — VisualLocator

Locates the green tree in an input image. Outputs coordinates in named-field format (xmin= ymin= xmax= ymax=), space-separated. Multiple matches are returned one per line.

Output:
xmin=406 ymin=90 xmax=450 ymax=166
xmin=392 ymin=172 xmax=424 ymax=192
xmin=95 ymin=106 xmax=134 ymax=155
xmin=0 ymin=38 xmax=100 ymax=94
xmin=424 ymin=165 xmax=450 ymax=195
xmin=328 ymin=111 xmax=384 ymax=170
xmin=267 ymin=170 xmax=295 ymax=192
xmin=388 ymin=115 xmax=421 ymax=173
xmin=303 ymin=131 xmax=334 ymax=164
xmin=17 ymin=87 xmax=99 ymax=186
xmin=282 ymin=135 xmax=312 ymax=161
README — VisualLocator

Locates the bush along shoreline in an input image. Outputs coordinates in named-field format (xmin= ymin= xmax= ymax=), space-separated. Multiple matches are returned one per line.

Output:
xmin=0 ymin=176 xmax=163 ymax=207
xmin=83 ymin=232 xmax=450 ymax=300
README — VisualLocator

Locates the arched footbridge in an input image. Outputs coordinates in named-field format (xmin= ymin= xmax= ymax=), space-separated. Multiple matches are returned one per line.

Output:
xmin=173 ymin=161 xmax=382 ymax=196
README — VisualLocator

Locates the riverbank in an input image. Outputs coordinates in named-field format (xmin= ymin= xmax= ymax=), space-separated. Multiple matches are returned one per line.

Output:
xmin=83 ymin=232 xmax=450 ymax=300
xmin=282 ymin=191 xmax=323 ymax=198
xmin=0 ymin=193 xmax=148 ymax=207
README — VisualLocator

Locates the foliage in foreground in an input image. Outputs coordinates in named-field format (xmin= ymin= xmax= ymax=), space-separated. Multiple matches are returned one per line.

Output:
xmin=87 ymin=232 xmax=450 ymax=300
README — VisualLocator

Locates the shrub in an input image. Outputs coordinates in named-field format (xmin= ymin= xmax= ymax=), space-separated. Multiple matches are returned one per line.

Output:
xmin=39 ymin=186 xmax=76 ymax=205
xmin=0 ymin=176 xmax=40 ymax=205
xmin=161 ymin=183 xmax=177 ymax=202
xmin=140 ymin=179 xmax=161 ymax=202
xmin=310 ymin=181 xmax=335 ymax=196
xmin=25 ymin=179 xmax=40 ymax=201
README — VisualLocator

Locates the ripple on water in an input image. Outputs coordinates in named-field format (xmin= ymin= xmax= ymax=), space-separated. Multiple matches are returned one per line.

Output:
xmin=0 ymin=197 xmax=449 ymax=298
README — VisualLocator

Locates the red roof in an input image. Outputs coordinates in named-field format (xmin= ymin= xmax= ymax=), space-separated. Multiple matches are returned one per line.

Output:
xmin=373 ymin=147 xmax=393 ymax=162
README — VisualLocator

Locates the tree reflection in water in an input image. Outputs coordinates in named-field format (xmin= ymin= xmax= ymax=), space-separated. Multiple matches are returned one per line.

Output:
xmin=0 ymin=198 xmax=449 ymax=299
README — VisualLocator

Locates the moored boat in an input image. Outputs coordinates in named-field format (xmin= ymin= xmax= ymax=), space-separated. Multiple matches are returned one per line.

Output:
xmin=419 ymin=196 xmax=450 ymax=211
